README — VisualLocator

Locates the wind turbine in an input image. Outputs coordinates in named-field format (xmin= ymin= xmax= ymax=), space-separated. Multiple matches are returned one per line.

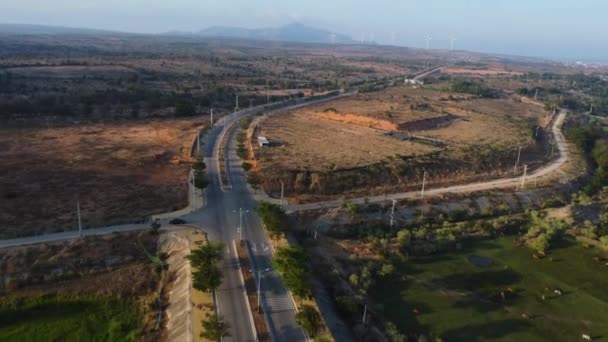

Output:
xmin=425 ymin=34 xmax=432 ymax=49
xmin=449 ymin=34 xmax=457 ymax=51
xmin=329 ymin=33 xmax=336 ymax=44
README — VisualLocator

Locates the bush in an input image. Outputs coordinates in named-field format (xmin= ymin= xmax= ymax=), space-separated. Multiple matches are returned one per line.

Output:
xmin=396 ymin=229 xmax=411 ymax=248
xmin=295 ymin=305 xmax=322 ymax=337
xmin=240 ymin=117 xmax=252 ymax=130
xmin=200 ymin=315 xmax=230 ymax=341
xmin=241 ymin=162 xmax=252 ymax=171
xmin=335 ymin=296 xmax=358 ymax=317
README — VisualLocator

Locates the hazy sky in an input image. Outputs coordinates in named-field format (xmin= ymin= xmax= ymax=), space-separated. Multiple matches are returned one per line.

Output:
xmin=2 ymin=0 xmax=607 ymax=62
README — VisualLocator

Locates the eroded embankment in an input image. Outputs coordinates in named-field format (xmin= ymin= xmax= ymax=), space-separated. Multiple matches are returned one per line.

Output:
xmin=160 ymin=232 xmax=193 ymax=342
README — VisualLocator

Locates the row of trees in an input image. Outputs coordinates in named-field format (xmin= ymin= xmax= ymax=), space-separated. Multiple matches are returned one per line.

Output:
xmin=566 ymin=123 xmax=608 ymax=195
xmin=272 ymin=245 xmax=324 ymax=337
xmin=191 ymin=157 xmax=210 ymax=191
xmin=188 ymin=241 xmax=230 ymax=341
xmin=449 ymin=79 xmax=500 ymax=98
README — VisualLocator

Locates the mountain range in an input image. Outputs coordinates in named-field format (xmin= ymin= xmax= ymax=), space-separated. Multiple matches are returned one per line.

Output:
xmin=195 ymin=22 xmax=355 ymax=44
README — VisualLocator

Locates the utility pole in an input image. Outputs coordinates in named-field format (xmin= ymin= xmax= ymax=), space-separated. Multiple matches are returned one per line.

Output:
xmin=534 ymin=88 xmax=539 ymax=100
xmin=520 ymin=165 xmax=528 ymax=190
xmin=362 ymin=304 xmax=368 ymax=324
xmin=266 ymin=80 xmax=270 ymax=104
xmin=234 ymin=208 xmax=249 ymax=240
xmin=590 ymin=104 xmax=594 ymax=114
xmin=389 ymin=199 xmax=397 ymax=227
xmin=235 ymin=95 xmax=239 ymax=111
xmin=420 ymin=171 xmax=427 ymax=198
xmin=210 ymin=108 xmax=214 ymax=126
xmin=197 ymin=132 xmax=201 ymax=153
xmin=76 ymin=200 xmax=83 ymax=238
xmin=191 ymin=170 xmax=196 ymax=210
xmin=280 ymin=181 xmax=285 ymax=208
xmin=514 ymin=146 xmax=522 ymax=174
xmin=257 ymin=270 xmax=262 ymax=313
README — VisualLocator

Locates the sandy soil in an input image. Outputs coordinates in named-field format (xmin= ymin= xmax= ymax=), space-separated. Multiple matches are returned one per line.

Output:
xmin=0 ymin=118 xmax=204 ymax=238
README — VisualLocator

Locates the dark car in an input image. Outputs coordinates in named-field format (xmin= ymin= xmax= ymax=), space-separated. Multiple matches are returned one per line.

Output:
xmin=169 ymin=218 xmax=186 ymax=225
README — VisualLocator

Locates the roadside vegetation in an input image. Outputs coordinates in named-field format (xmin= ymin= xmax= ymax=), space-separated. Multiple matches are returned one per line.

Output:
xmin=0 ymin=232 xmax=165 ymax=340
xmin=188 ymin=241 xmax=229 ymax=341
xmin=295 ymin=113 xmax=608 ymax=341
xmin=0 ymin=296 xmax=139 ymax=341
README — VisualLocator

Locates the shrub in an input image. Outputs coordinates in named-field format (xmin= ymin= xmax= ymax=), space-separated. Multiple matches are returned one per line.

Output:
xmin=241 ymin=162 xmax=252 ymax=171
xmin=295 ymin=305 xmax=322 ymax=337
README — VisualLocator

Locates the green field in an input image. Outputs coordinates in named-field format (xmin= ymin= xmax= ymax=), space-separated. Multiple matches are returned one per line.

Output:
xmin=372 ymin=237 xmax=608 ymax=341
xmin=0 ymin=296 xmax=139 ymax=342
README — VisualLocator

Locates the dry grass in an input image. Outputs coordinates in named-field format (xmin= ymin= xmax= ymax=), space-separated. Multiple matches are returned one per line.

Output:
xmin=256 ymin=85 xmax=546 ymax=172
xmin=0 ymin=118 xmax=204 ymax=238
xmin=257 ymin=111 xmax=438 ymax=171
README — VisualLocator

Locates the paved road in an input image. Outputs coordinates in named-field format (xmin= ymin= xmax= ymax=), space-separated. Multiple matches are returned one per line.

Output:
xmin=287 ymin=110 xmax=570 ymax=212
xmin=179 ymin=97 xmax=345 ymax=341
xmin=0 ymin=73 xmax=572 ymax=341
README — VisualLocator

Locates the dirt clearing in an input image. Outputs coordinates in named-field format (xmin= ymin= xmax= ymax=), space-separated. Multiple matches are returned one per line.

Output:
xmin=0 ymin=118 xmax=204 ymax=238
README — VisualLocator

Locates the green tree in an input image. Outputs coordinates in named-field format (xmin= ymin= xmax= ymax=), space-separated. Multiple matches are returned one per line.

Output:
xmin=296 ymin=305 xmax=322 ymax=337
xmin=192 ymin=160 xmax=206 ymax=171
xmin=189 ymin=242 xmax=225 ymax=292
xmin=200 ymin=315 xmax=230 ymax=341
xmin=192 ymin=171 xmax=209 ymax=189
xmin=189 ymin=242 xmax=224 ymax=267
xmin=272 ymin=246 xmax=312 ymax=299
xmin=396 ymin=229 xmax=411 ymax=248
xmin=193 ymin=265 xmax=223 ymax=292
xmin=255 ymin=202 xmax=287 ymax=239
xmin=150 ymin=220 xmax=161 ymax=234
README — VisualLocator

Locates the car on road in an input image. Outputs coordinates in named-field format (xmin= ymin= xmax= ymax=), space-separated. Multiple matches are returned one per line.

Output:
xmin=169 ymin=218 xmax=186 ymax=225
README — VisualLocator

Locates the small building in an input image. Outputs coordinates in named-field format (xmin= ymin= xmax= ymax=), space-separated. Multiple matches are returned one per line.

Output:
xmin=257 ymin=136 xmax=270 ymax=147
xmin=405 ymin=78 xmax=424 ymax=85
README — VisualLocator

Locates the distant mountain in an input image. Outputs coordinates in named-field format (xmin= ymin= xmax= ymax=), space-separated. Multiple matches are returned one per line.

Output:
xmin=0 ymin=23 xmax=123 ymax=35
xmin=197 ymin=22 xmax=355 ymax=44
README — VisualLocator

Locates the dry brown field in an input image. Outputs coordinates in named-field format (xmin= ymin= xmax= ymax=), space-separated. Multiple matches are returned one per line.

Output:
xmin=255 ymin=85 xmax=545 ymax=172
xmin=0 ymin=118 xmax=203 ymax=238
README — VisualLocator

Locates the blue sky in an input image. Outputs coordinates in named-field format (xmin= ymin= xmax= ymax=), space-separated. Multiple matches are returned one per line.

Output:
xmin=1 ymin=0 xmax=607 ymax=62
